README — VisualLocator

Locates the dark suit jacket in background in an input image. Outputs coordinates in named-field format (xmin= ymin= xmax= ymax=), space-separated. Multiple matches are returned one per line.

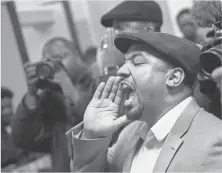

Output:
xmin=11 ymin=89 xmax=79 ymax=172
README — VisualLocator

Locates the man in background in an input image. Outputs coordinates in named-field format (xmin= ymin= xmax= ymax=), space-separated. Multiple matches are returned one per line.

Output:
xmin=97 ymin=0 xmax=163 ymax=78
xmin=190 ymin=0 xmax=222 ymax=119
xmin=1 ymin=87 xmax=30 ymax=170
xmin=176 ymin=7 xmax=221 ymax=119
xmin=11 ymin=37 xmax=87 ymax=172
xmin=177 ymin=8 xmax=204 ymax=44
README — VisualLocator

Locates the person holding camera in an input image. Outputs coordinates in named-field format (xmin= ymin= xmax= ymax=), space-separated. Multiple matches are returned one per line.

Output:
xmin=11 ymin=37 xmax=87 ymax=172
xmin=191 ymin=0 xmax=222 ymax=119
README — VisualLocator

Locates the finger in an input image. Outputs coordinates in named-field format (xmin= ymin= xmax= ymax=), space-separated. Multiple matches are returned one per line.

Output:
xmin=108 ymin=85 xmax=118 ymax=101
xmin=23 ymin=62 xmax=32 ymax=69
xmin=107 ymin=28 xmax=115 ymax=46
xmin=24 ymin=62 xmax=36 ymax=71
xmin=26 ymin=71 xmax=36 ymax=79
xmin=108 ymin=77 xmax=122 ymax=101
xmin=112 ymin=115 xmax=129 ymax=132
xmin=101 ymin=76 xmax=115 ymax=99
xmin=212 ymin=67 xmax=222 ymax=81
xmin=110 ymin=28 xmax=116 ymax=40
xmin=100 ymin=34 xmax=108 ymax=50
xmin=25 ymin=64 xmax=36 ymax=73
xmin=26 ymin=68 xmax=36 ymax=79
xmin=93 ymin=82 xmax=106 ymax=99
xmin=27 ymin=77 xmax=38 ymax=86
xmin=114 ymin=84 xmax=124 ymax=105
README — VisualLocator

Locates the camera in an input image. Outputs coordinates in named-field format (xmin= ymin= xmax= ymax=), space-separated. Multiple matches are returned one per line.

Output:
xmin=199 ymin=34 xmax=222 ymax=78
xmin=198 ymin=20 xmax=222 ymax=94
xmin=36 ymin=60 xmax=57 ymax=79
xmin=35 ymin=58 xmax=63 ymax=89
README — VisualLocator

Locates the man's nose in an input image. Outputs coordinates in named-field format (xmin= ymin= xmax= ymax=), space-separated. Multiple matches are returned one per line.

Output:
xmin=117 ymin=64 xmax=130 ymax=78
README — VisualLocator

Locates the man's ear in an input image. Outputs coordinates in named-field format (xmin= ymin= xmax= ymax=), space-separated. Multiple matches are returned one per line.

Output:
xmin=166 ymin=68 xmax=185 ymax=87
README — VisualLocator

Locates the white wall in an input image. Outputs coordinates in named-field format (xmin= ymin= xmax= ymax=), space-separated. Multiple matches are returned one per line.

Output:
xmin=16 ymin=2 xmax=72 ymax=62
xmin=1 ymin=4 xmax=27 ymax=109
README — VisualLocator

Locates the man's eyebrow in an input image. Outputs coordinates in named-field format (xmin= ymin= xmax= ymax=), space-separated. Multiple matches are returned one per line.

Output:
xmin=125 ymin=51 xmax=144 ymax=60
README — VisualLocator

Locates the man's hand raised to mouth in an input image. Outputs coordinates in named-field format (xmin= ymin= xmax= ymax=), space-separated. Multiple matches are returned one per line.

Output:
xmin=82 ymin=76 xmax=129 ymax=139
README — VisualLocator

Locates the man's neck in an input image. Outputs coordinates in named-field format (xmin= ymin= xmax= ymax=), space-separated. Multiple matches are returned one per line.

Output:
xmin=142 ymin=94 xmax=191 ymax=128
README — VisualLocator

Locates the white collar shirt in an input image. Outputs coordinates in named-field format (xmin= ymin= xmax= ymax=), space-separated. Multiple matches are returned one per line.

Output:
xmin=130 ymin=96 xmax=193 ymax=173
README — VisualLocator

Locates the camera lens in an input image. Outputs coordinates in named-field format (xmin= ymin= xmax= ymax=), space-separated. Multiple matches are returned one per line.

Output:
xmin=200 ymin=50 xmax=222 ymax=77
xmin=36 ymin=63 xmax=53 ymax=79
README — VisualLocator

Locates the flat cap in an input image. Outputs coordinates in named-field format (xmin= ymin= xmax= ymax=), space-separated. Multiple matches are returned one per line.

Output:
xmin=114 ymin=31 xmax=201 ymax=85
xmin=101 ymin=0 xmax=162 ymax=28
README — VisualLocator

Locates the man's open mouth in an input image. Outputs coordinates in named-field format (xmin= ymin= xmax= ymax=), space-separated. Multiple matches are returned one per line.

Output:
xmin=120 ymin=81 xmax=135 ymax=106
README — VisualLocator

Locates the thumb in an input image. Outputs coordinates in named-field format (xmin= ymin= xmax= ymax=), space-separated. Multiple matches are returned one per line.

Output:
xmin=112 ymin=115 xmax=130 ymax=133
xmin=212 ymin=67 xmax=222 ymax=82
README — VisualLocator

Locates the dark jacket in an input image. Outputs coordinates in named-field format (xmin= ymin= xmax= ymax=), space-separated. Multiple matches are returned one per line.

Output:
xmin=1 ymin=126 xmax=24 ymax=168
xmin=11 ymin=86 xmax=82 ymax=172
xmin=194 ymin=82 xmax=221 ymax=119
xmin=1 ymin=123 xmax=39 ymax=171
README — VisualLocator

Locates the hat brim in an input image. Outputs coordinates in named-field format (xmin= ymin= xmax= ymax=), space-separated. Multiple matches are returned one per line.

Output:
xmin=101 ymin=18 xmax=113 ymax=28
xmin=114 ymin=35 xmax=147 ymax=54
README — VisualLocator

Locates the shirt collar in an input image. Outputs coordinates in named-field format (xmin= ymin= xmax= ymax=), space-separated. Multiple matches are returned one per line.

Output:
xmin=137 ymin=122 xmax=150 ymax=140
xmin=138 ymin=96 xmax=193 ymax=142
xmin=151 ymin=96 xmax=193 ymax=142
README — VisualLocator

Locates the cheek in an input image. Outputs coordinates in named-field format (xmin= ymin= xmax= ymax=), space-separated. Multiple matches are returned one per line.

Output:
xmin=133 ymin=67 xmax=157 ymax=89
xmin=183 ymin=25 xmax=195 ymax=33
xmin=133 ymin=68 xmax=165 ymax=100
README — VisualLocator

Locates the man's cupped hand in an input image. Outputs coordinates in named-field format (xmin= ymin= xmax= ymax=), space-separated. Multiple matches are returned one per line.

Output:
xmin=82 ymin=76 xmax=129 ymax=139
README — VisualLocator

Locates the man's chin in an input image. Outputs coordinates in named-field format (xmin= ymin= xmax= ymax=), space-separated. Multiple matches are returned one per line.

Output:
xmin=126 ymin=107 xmax=143 ymax=121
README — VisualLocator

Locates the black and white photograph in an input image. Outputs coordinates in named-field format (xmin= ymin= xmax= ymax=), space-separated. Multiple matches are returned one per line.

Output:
xmin=1 ymin=0 xmax=222 ymax=172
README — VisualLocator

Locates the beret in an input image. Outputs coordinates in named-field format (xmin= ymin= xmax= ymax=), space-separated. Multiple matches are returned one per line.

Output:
xmin=101 ymin=0 xmax=162 ymax=28
xmin=114 ymin=31 xmax=201 ymax=85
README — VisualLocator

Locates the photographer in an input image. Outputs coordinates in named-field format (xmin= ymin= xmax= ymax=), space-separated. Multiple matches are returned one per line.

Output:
xmin=191 ymin=0 xmax=222 ymax=119
xmin=11 ymin=37 xmax=87 ymax=172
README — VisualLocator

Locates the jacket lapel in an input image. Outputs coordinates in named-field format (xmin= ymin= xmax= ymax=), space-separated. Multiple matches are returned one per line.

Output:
xmin=153 ymin=133 xmax=183 ymax=172
xmin=153 ymin=99 xmax=201 ymax=172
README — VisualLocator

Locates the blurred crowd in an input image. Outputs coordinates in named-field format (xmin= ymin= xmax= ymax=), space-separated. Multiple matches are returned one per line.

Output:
xmin=1 ymin=0 xmax=222 ymax=172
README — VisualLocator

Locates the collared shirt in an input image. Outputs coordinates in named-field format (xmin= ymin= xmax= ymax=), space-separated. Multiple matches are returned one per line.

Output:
xmin=130 ymin=96 xmax=193 ymax=173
